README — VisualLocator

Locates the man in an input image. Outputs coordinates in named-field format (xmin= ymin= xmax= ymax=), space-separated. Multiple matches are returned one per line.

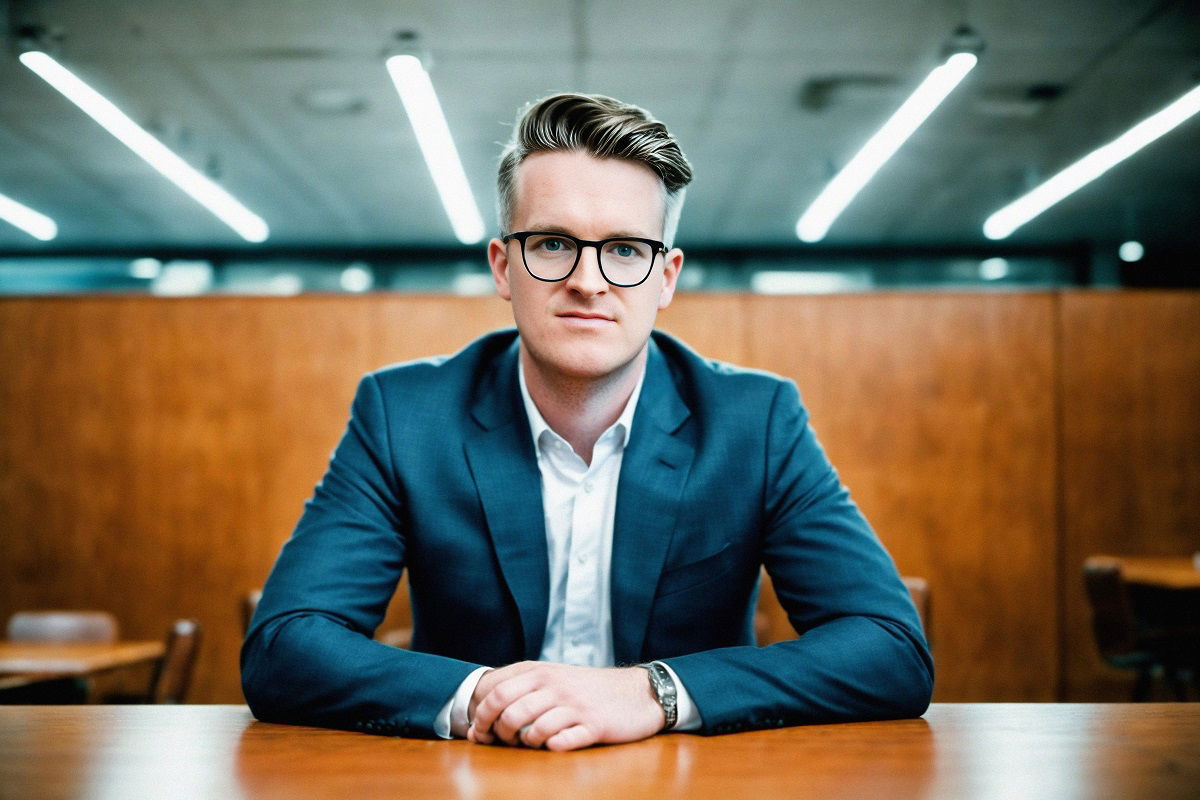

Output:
xmin=242 ymin=93 xmax=933 ymax=751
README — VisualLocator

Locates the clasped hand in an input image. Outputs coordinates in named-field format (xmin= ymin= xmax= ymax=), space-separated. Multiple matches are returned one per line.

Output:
xmin=466 ymin=662 xmax=664 ymax=751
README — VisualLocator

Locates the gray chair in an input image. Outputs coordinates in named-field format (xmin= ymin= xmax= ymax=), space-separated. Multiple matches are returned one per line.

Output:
xmin=6 ymin=610 xmax=118 ymax=643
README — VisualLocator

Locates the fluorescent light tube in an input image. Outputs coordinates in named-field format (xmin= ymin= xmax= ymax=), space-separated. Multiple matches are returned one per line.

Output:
xmin=984 ymin=82 xmax=1200 ymax=240
xmin=386 ymin=54 xmax=485 ymax=245
xmin=0 ymin=190 xmax=58 ymax=241
xmin=796 ymin=52 xmax=978 ymax=243
xmin=19 ymin=50 xmax=269 ymax=243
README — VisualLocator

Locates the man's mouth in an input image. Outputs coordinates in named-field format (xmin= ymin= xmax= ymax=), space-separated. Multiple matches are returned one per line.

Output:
xmin=558 ymin=311 xmax=614 ymax=322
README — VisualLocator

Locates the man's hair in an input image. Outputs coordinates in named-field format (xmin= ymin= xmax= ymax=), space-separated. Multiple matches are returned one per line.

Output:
xmin=496 ymin=93 xmax=694 ymax=247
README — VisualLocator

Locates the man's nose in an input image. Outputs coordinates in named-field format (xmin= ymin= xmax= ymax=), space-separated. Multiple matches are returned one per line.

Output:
xmin=565 ymin=245 xmax=608 ymax=296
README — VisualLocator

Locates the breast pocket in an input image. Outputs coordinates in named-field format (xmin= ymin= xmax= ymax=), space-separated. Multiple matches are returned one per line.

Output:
xmin=655 ymin=541 xmax=735 ymax=598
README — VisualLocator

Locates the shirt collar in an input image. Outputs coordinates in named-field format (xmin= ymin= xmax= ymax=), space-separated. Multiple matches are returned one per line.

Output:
xmin=518 ymin=356 xmax=646 ymax=455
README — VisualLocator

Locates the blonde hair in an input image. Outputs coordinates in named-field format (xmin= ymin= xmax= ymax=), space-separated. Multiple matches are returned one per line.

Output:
xmin=497 ymin=93 xmax=693 ymax=247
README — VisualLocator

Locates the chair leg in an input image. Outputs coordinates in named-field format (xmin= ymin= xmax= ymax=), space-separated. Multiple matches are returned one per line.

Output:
xmin=1132 ymin=666 xmax=1154 ymax=702
xmin=1166 ymin=667 xmax=1189 ymax=702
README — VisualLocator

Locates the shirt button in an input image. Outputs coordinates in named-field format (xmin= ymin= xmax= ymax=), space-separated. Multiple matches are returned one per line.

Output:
xmin=575 ymin=553 xmax=588 ymax=565
xmin=583 ymin=481 xmax=594 ymax=493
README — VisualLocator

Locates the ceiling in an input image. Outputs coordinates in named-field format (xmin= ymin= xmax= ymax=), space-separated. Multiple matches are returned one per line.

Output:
xmin=1 ymin=0 xmax=1198 ymax=254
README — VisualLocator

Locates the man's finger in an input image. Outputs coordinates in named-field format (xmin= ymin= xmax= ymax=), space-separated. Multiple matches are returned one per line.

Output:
xmin=468 ymin=661 xmax=539 ymax=723
xmin=492 ymin=689 xmax=557 ymax=745
xmin=470 ymin=669 xmax=546 ymax=740
xmin=544 ymin=723 xmax=598 ymax=752
xmin=518 ymin=706 xmax=579 ymax=749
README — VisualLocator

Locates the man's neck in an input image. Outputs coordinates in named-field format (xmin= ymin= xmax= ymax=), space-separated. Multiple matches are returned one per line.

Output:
xmin=520 ymin=346 xmax=647 ymax=465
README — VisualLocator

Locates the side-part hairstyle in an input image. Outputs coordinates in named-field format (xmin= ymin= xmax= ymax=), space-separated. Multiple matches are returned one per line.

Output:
xmin=497 ymin=93 xmax=694 ymax=247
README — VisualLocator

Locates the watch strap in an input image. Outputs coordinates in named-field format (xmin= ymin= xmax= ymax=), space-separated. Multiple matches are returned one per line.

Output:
xmin=640 ymin=662 xmax=678 ymax=731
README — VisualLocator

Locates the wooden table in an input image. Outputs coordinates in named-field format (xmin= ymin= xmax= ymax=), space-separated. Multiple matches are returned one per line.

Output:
xmin=1114 ymin=556 xmax=1200 ymax=590
xmin=0 ymin=704 xmax=1197 ymax=799
xmin=0 ymin=640 xmax=165 ymax=691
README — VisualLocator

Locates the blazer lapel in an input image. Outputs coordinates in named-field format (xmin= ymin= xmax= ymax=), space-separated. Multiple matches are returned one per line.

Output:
xmin=610 ymin=339 xmax=694 ymax=663
xmin=464 ymin=341 xmax=549 ymax=660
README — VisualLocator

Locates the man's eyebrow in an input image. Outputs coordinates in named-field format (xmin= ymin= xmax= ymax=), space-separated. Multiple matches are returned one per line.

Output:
xmin=524 ymin=224 xmax=657 ymax=239
xmin=524 ymin=224 xmax=573 ymax=235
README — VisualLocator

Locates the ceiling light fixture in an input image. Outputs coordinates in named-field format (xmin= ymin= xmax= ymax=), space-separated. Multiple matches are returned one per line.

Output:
xmin=0 ymin=189 xmax=58 ymax=241
xmin=983 ymin=82 xmax=1200 ymax=240
xmin=19 ymin=50 xmax=269 ymax=243
xmin=385 ymin=54 xmax=485 ymax=245
xmin=796 ymin=45 xmax=979 ymax=243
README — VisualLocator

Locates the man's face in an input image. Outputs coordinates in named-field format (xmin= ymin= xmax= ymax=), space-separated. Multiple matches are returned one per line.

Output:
xmin=488 ymin=150 xmax=682 ymax=385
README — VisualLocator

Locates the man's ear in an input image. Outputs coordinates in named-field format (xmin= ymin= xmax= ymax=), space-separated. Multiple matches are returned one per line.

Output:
xmin=488 ymin=238 xmax=512 ymax=301
xmin=657 ymin=248 xmax=684 ymax=310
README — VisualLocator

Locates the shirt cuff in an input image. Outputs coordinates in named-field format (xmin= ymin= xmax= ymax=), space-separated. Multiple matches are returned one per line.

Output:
xmin=434 ymin=666 xmax=491 ymax=739
xmin=653 ymin=661 xmax=701 ymax=732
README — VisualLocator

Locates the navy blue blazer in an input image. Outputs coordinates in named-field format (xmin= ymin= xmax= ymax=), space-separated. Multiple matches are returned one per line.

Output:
xmin=242 ymin=329 xmax=933 ymax=737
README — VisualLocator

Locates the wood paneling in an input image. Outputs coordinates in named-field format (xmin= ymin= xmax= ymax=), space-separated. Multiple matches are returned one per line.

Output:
xmin=1 ymin=291 xmax=1195 ymax=704
xmin=1059 ymin=291 xmax=1200 ymax=700
xmin=0 ymin=295 xmax=512 ymax=704
xmin=742 ymin=294 xmax=1060 ymax=701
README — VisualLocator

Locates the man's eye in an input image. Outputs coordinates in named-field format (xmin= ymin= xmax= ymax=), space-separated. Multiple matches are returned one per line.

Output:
xmin=534 ymin=237 xmax=570 ymax=253
xmin=607 ymin=241 xmax=646 ymax=259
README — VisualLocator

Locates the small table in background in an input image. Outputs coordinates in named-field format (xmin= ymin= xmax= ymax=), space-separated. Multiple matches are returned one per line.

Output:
xmin=1113 ymin=556 xmax=1200 ymax=590
xmin=0 ymin=640 xmax=165 ymax=692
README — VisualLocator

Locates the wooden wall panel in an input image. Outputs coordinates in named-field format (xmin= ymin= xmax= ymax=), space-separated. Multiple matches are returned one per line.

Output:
xmin=0 ymin=295 xmax=512 ymax=704
xmin=1059 ymin=291 xmax=1200 ymax=700
xmin=742 ymin=294 xmax=1060 ymax=701
xmin=2 ymin=291 xmax=1194 ymax=705
xmin=657 ymin=293 xmax=750 ymax=365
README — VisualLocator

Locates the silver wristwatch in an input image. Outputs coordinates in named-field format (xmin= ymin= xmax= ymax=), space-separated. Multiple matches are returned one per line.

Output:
xmin=640 ymin=662 xmax=678 ymax=730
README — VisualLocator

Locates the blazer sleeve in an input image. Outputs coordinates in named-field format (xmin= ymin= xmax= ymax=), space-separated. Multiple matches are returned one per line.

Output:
xmin=240 ymin=373 xmax=482 ymax=738
xmin=662 ymin=380 xmax=934 ymax=734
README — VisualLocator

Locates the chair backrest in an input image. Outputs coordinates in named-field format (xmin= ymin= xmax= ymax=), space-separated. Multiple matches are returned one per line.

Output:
xmin=1082 ymin=556 xmax=1138 ymax=658
xmin=377 ymin=626 xmax=413 ymax=650
xmin=149 ymin=619 xmax=202 ymax=704
xmin=242 ymin=589 xmax=263 ymax=634
xmin=901 ymin=576 xmax=931 ymax=645
xmin=6 ymin=610 xmax=118 ymax=643
xmin=753 ymin=570 xmax=933 ymax=647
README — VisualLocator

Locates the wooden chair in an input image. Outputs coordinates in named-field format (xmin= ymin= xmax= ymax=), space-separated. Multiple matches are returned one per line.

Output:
xmin=902 ymin=576 xmax=931 ymax=647
xmin=107 ymin=618 xmax=202 ymax=704
xmin=377 ymin=626 xmax=413 ymax=650
xmin=1082 ymin=556 xmax=1197 ymax=701
xmin=149 ymin=619 xmax=202 ymax=704
xmin=754 ymin=572 xmax=932 ymax=647
xmin=242 ymin=588 xmax=410 ymax=649
xmin=242 ymin=589 xmax=262 ymax=634
xmin=6 ymin=610 xmax=118 ymax=643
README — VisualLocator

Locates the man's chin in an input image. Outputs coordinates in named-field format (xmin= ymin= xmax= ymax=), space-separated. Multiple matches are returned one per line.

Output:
xmin=529 ymin=347 xmax=638 ymax=384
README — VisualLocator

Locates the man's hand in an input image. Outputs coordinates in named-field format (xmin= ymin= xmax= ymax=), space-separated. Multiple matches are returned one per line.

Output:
xmin=466 ymin=662 xmax=664 ymax=751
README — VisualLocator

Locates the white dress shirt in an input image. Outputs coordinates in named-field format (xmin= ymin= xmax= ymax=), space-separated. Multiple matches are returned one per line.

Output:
xmin=433 ymin=358 xmax=700 ymax=738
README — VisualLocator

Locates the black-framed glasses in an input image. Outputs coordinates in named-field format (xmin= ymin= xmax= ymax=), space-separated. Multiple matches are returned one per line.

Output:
xmin=502 ymin=230 xmax=667 ymax=288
